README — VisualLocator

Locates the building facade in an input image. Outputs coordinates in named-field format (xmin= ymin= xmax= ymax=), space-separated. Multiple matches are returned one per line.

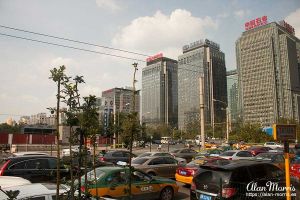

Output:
xmin=142 ymin=55 xmax=178 ymax=127
xmin=178 ymin=39 xmax=227 ymax=130
xmin=226 ymin=70 xmax=239 ymax=122
xmin=236 ymin=20 xmax=300 ymax=126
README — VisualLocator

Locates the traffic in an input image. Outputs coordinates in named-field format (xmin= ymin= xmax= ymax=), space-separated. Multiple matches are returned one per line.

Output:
xmin=0 ymin=139 xmax=300 ymax=200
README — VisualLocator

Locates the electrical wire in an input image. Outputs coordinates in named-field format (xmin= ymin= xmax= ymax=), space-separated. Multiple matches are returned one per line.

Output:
xmin=0 ymin=33 xmax=146 ymax=63
xmin=0 ymin=24 xmax=150 ymax=57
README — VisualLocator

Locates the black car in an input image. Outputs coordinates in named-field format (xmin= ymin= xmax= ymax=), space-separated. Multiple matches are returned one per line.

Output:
xmin=99 ymin=150 xmax=137 ymax=164
xmin=0 ymin=155 xmax=69 ymax=183
xmin=191 ymin=160 xmax=298 ymax=200
xmin=170 ymin=148 xmax=198 ymax=163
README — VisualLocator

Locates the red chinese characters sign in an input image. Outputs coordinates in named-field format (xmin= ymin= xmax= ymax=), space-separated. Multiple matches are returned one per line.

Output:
xmin=146 ymin=53 xmax=163 ymax=62
xmin=279 ymin=20 xmax=295 ymax=35
xmin=245 ymin=16 xmax=268 ymax=31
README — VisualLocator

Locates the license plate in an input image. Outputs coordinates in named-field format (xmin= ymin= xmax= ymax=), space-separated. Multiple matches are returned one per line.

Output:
xmin=200 ymin=194 xmax=212 ymax=200
xmin=179 ymin=171 xmax=187 ymax=175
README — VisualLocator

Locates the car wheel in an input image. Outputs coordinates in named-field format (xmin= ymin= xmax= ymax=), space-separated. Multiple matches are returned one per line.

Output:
xmin=148 ymin=172 xmax=156 ymax=176
xmin=160 ymin=187 xmax=174 ymax=200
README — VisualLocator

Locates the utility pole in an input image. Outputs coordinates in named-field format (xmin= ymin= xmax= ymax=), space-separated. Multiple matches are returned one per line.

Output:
xmin=226 ymin=107 xmax=229 ymax=143
xmin=129 ymin=62 xmax=138 ymax=199
xmin=199 ymin=77 xmax=205 ymax=150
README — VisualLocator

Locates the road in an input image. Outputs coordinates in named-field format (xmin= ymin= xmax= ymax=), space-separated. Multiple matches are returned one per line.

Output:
xmin=176 ymin=182 xmax=190 ymax=200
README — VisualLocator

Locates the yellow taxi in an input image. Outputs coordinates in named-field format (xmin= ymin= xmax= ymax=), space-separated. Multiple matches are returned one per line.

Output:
xmin=81 ymin=166 xmax=178 ymax=200
xmin=175 ymin=157 xmax=227 ymax=185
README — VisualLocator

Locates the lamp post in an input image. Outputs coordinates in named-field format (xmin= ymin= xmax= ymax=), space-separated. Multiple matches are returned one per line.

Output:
xmin=213 ymin=99 xmax=229 ymax=143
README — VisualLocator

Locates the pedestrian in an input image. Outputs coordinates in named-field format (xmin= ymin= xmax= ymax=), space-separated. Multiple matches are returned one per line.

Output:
xmin=157 ymin=144 xmax=162 ymax=151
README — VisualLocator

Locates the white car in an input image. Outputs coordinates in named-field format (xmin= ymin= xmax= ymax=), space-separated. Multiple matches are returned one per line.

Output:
xmin=0 ymin=176 xmax=31 ymax=188
xmin=62 ymin=145 xmax=91 ymax=156
xmin=13 ymin=151 xmax=49 ymax=157
xmin=219 ymin=150 xmax=254 ymax=160
xmin=0 ymin=183 xmax=69 ymax=199
xmin=264 ymin=142 xmax=283 ymax=149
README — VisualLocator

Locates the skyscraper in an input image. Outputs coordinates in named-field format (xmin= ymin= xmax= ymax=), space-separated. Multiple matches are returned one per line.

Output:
xmin=236 ymin=17 xmax=300 ymax=126
xmin=226 ymin=70 xmax=239 ymax=122
xmin=178 ymin=39 xmax=227 ymax=131
xmin=142 ymin=54 xmax=178 ymax=127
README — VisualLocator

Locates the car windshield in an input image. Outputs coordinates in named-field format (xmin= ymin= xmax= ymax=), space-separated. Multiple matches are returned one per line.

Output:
xmin=86 ymin=168 xmax=106 ymax=182
xmin=256 ymin=153 xmax=273 ymax=159
xmin=137 ymin=153 xmax=152 ymax=157
xmin=171 ymin=150 xmax=180 ymax=153
xmin=220 ymin=151 xmax=235 ymax=156
xmin=132 ymin=158 xmax=149 ymax=165
xmin=187 ymin=159 xmax=205 ymax=167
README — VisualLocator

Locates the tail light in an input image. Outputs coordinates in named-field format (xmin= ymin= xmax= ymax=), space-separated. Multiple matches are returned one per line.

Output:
xmin=250 ymin=151 xmax=256 ymax=156
xmin=228 ymin=158 xmax=232 ymax=160
xmin=81 ymin=186 xmax=85 ymax=192
xmin=291 ymin=166 xmax=295 ymax=171
xmin=222 ymin=187 xmax=237 ymax=198
xmin=191 ymin=181 xmax=196 ymax=191
xmin=0 ymin=160 xmax=10 ymax=176
xmin=99 ymin=157 xmax=105 ymax=161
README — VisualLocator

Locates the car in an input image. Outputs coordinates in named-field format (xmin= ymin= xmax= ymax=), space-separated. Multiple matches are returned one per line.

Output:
xmin=255 ymin=152 xmax=285 ymax=170
xmin=170 ymin=148 xmax=198 ymax=163
xmin=219 ymin=150 xmax=254 ymax=160
xmin=62 ymin=145 xmax=91 ymax=157
xmin=195 ymin=149 xmax=222 ymax=157
xmin=191 ymin=160 xmax=297 ymax=200
xmin=291 ymin=159 xmax=300 ymax=181
xmin=248 ymin=146 xmax=271 ymax=156
xmin=80 ymin=166 xmax=179 ymax=200
xmin=12 ymin=151 xmax=50 ymax=157
xmin=264 ymin=142 xmax=283 ymax=149
xmin=134 ymin=151 xmax=187 ymax=165
xmin=99 ymin=150 xmax=137 ymax=164
xmin=175 ymin=157 xmax=227 ymax=185
xmin=0 ymin=155 xmax=69 ymax=183
xmin=0 ymin=183 xmax=69 ymax=199
xmin=0 ymin=176 xmax=31 ymax=188
xmin=132 ymin=156 xmax=181 ymax=178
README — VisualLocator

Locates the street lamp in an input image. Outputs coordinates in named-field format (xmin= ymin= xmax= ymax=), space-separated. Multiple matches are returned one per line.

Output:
xmin=213 ymin=99 xmax=230 ymax=143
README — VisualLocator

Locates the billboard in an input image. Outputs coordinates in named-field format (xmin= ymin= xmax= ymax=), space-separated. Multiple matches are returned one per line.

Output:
xmin=245 ymin=16 xmax=268 ymax=31
xmin=146 ymin=53 xmax=163 ymax=62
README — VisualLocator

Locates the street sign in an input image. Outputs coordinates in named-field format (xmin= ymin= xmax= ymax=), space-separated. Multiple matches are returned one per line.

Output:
xmin=273 ymin=124 xmax=296 ymax=141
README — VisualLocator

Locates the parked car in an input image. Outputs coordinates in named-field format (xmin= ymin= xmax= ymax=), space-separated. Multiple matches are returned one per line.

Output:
xmin=195 ymin=149 xmax=223 ymax=158
xmin=291 ymin=159 xmax=300 ymax=181
xmin=132 ymin=156 xmax=181 ymax=178
xmin=219 ymin=150 xmax=254 ymax=160
xmin=191 ymin=160 xmax=296 ymax=200
xmin=98 ymin=150 xmax=137 ymax=164
xmin=170 ymin=148 xmax=198 ymax=162
xmin=255 ymin=152 xmax=285 ymax=170
xmin=0 ymin=176 xmax=31 ymax=188
xmin=248 ymin=146 xmax=271 ymax=156
xmin=62 ymin=145 xmax=91 ymax=157
xmin=264 ymin=142 xmax=283 ymax=149
xmin=134 ymin=151 xmax=187 ymax=165
xmin=0 ymin=155 xmax=69 ymax=183
xmin=0 ymin=183 xmax=69 ymax=199
xmin=80 ymin=166 xmax=179 ymax=200
xmin=175 ymin=157 xmax=227 ymax=185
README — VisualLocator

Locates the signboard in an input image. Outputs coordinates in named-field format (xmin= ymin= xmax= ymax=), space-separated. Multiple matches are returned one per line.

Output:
xmin=279 ymin=20 xmax=295 ymax=35
xmin=146 ymin=53 xmax=163 ymax=62
xmin=245 ymin=16 xmax=268 ymax=31
xmin=273 ymin=124 xmax=296 ymax=141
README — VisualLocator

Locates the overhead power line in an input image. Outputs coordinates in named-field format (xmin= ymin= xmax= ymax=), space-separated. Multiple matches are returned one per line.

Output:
xmin=0 ymin=33 xmax=146 ymax=63
xmin=0 ymin=24 xmax=150 ymax=57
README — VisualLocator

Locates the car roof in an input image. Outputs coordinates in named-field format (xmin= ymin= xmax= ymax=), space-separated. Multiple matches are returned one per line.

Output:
xmin=13 ymin=152 xmax=50 ymax=156
xmin=3 ymin=183 xmax=68 ymax=198
xmin=201 ymin=160 xmax=273 ymax=170
xmin=0 ymin=176 xmax=31 ymax=188
xmin=6 ymin=155 xmax=57 ymax=161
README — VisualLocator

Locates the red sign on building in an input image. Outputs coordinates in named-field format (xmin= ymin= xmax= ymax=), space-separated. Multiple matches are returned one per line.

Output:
xmin=146 ymin=53 xmax=163 ymax=62
xmin=279 ymin=20 xmax=295 ymax=35
xmin=245 ymin=16 xmax=268 ymax=31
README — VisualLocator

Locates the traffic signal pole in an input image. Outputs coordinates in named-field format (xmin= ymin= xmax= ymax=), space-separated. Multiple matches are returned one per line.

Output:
xmin=284 ymin=141 xmax=291 ymax=200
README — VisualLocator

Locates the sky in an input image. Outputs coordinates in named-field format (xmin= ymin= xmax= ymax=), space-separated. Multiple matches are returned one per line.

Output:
xmin=0 ymin=0 xmax=300 ymax=123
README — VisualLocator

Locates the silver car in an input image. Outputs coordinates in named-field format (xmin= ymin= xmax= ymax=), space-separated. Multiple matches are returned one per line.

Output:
xmin=219 ymin=150 xmax=254 ymax=160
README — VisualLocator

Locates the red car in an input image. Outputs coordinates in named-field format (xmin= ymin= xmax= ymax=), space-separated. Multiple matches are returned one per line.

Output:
xmin=248 ymin=146 xmax=271 ymax=156
xmin=291 ymin=159 xmax=300 ymax=181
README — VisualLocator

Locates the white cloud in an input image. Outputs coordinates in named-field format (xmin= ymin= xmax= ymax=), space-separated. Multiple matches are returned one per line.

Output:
xmin=95 ymin=0 xmax=121 ymax=11
xmin=285 ymin=8 xmax=300 ymax=38
xmin=112 ymin=9 xmax=218 ymax=59
xmin=234 ymin=9 xmax=251 ymax=18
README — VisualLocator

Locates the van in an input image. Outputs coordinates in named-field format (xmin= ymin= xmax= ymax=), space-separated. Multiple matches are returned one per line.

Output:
xmin=161 ymin=137 xmax=171 ymax=144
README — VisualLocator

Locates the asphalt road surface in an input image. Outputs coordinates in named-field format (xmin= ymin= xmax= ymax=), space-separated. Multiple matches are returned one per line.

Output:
xmin=176 ymin=182 xmax=190 ymax=200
